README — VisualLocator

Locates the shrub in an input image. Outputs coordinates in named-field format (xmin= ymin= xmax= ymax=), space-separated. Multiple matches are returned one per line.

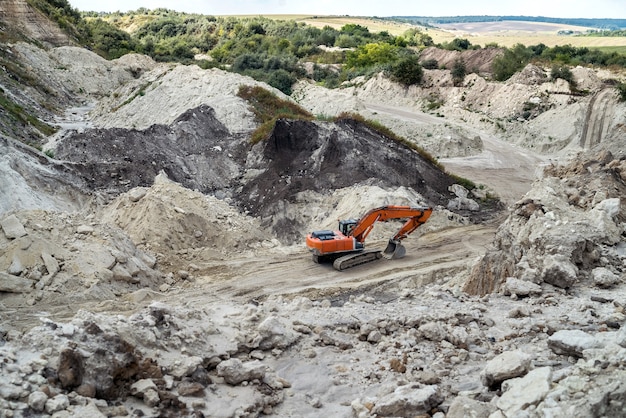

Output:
xmin=420 ymin=58 xmax=438 ymax=70
xmin=550 ymin=65 xmax=574 ymax=83
xmin=492 ymin=44 xmax=532 ymax=81
xmin=451 ymin=58 xmax=466 ymax=86
xmin=388 ymin=55 xmax=423 ymax=86
xmin=616 ymin=82 xmax=626 ymax=101
xmin=267 ymin=69 xmax=296 ymax=95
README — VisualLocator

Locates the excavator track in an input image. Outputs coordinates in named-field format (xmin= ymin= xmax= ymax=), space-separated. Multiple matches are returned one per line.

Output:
xmin=333 ymin=249 xmax=382 ymax=271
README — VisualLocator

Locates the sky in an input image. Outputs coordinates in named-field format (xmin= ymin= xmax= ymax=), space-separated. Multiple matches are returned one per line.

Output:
xmin=67 ymin=0 xmax=625 ymax=19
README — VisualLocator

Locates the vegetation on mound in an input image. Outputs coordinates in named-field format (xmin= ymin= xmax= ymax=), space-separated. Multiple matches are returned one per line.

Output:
xmin=236 ymin=85 xmax=313 ymax=143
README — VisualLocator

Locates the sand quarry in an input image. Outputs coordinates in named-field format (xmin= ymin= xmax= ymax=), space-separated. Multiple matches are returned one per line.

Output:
xmin=0 ymin=39 xmax=626 ymax=418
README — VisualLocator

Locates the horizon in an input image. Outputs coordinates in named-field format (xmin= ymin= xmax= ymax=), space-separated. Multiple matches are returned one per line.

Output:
xmin=67 ymin=0 xmax=626 ymax=20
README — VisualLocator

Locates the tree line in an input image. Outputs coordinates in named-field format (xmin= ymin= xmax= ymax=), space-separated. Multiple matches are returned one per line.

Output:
xmin=23 ymin=1 xmax=626 ymax=99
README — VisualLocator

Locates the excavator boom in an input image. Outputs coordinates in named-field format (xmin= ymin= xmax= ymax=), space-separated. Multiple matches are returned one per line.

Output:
xmin=306 ymin=205 xmax=433 ymax=270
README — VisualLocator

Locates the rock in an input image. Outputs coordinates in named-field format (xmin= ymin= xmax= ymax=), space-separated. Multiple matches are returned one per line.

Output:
xmin=446 ymin=395 xmax=496 ymax=418
xmin=216 ymin=358 xmax=266 ymax=385
xmin=447 ymin=196 xmax=480 ymax=211
xmin=111 ymin=264 xmax=137 ymax=283
xmin=177 ymin=381 xmax=204 ymax=397
xmin=169 ymin=356 xmax=203 ymax=379
xmin=418 ymin=321 xmax=447 ymax=342
xmin=45 ymin=394 xmax=70 ymax=414
xmin=8 ymin=255 xmax=24 ymax=275
xmin=1 ymin=214 xmax=27 ymax=239
xmin=449 ymin=184 xmax=469 ymax=198
xmin=76 ymin=383 xmax=96 ymax=398
xmin=129 ymin=187 xmax=148 ymax=202
xmin=497 ymin=367 xmax=552 ymax=416
xmin=0 ymin=271 xmax=33 ymax=292
xmin=41 ymin=251 xmax=60 ymax=276
xmin=481 ymin=350 xmax=531 ymax=387
xmin=503 ymin=277 xmax=542 ymax=296
xmin=367 ymin=330 xmax=382 ymax=343
xmin=592 ymin=267 xmax=620 ymax=288
xmin=542 ymin=255 xmax=578 ymax=288
xmin=371 ymin=384 xmax=442 ymax=417
xmin=548 ymin=329 xmax=602 ymax=357
xmin=57 ymin=349 xmax=84 ymax=389
xmin=28 ymin=391 xmax=49 ymax=412
xmin=77 ymin=224 xmax=95 ymax=234
xmin=130 ymin=378 xmax=160 ymax=407
xmin=319 ymin=329 xmax=353 ymax=350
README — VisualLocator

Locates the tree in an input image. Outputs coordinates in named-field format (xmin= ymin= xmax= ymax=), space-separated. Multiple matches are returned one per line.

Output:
xmin=451 ymin=58 xmax=466 ymax=86
xmin=345 ymin=43 xmax=398 ymax=68
xmin=389 ymin=55 xmax=423 ymax=86
xmin=267 ymin=69 xmax=296 ymax=95
xmin=492 ymin=43 xmax=532 ymax=81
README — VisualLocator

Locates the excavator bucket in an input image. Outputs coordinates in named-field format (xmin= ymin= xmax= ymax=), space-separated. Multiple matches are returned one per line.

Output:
xmin=382 ymin=239 xmax=406 ymax=260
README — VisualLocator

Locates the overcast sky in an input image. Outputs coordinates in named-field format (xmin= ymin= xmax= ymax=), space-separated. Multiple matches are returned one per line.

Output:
xmin=67 ymin=0 xmax=625 ymax=19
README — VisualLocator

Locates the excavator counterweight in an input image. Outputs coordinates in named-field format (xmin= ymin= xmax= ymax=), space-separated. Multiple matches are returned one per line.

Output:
xmin=306 ymin=205 xmax=432 ymax=270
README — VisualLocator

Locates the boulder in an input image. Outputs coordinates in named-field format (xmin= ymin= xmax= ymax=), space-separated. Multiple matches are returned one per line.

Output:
xmin=28 ymin=391 xmax=48 ymax=412
xmin=542 ymin=255 xmax=577 ymax=288
xmin=0 ymin=271 xmax=33 ymax=292
xmin=548 ymin=329 xmax=602 ymax=357
xmin=45 ymin=394 xmax=70 ymax=414
xmin=130 ymin=378 xmax=160 ymax=407
xmin=503 ymin=277 xmax=542 ymax=296
xmin=592 ymin=267 xmax=620 ymax=288
xmin=481 ymin=350 xmax=531 ymax=387
xmin=497 ymin=367 xmax=552 ymax=416
xmin=1 ymin=214 xmax=27 ymax=239
xmin=418 ymin=321 xmax=447 ymax=342
xmin=447 ymin=395 xmax=496 ymax=418
xmin=371 ymin=384 xmax=442 ymax=417
xmin=216 ymin=358 xmax=266 ymax=385
xmin=256 ymin=315 xmax=299 ymax=350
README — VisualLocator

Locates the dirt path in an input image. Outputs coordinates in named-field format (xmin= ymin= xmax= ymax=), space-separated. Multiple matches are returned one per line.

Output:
xmin=3 ymin=224 xmax=496 ymax=332
xmin=440 ymin=133 xmax=546 ymax=204
xmin=167 ymin=223 xmax=496 ymax=307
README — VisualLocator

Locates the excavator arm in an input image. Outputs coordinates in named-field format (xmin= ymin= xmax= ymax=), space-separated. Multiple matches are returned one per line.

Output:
xmin=351 ymin=205 xmax=432 ymax=242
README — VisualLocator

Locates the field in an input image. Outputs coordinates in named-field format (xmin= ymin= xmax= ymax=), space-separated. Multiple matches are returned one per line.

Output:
xmin=292 ymin=15 xmax=626 ymax=49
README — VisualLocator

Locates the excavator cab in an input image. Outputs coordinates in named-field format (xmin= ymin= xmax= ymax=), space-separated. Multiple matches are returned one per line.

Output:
xmin=338 ymin=219 xmax=358 ymax=236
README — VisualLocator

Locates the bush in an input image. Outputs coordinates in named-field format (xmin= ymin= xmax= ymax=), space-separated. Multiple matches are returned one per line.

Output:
xmin=389 ymin=55 xmax=423 ymax=86
xmin=267 ymin=69 xmax=296 ymax=95
xmin=550 ymin=64 xmax=576 ymax=87
xmin=617 ymin=82 xmax=626 ymax=102
xmin=451 ymin=58 xmax=466 ymax=86
xmin=492 ymin=43 xmax=532 ymax=81
xmin=420 ymin=58 xmax=438 ymax=70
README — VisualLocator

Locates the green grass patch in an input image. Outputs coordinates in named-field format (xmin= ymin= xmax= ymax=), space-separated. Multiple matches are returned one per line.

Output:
xmin=237 ymin=85 xmax=313 ymax=143
xmin=112 ymin=81 xmax=152 ymax=112
xmin=0 ymin=90 xmax=57 ymax=136
xmin=449 ymin=174 xmax=477 ymax=191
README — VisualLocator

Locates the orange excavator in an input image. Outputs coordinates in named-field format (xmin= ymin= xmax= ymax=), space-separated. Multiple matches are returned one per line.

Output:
xmin=306 ymin=205 xmax=433 ymax=270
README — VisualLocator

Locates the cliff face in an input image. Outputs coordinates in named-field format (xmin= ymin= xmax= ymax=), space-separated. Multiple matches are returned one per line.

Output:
xmin=0 ymin=0 xmax=71 ymax=46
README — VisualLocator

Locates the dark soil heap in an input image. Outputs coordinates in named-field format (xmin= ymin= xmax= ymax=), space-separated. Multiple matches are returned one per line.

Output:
xmin=57 ymin=105 xmax=467 ymax=221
